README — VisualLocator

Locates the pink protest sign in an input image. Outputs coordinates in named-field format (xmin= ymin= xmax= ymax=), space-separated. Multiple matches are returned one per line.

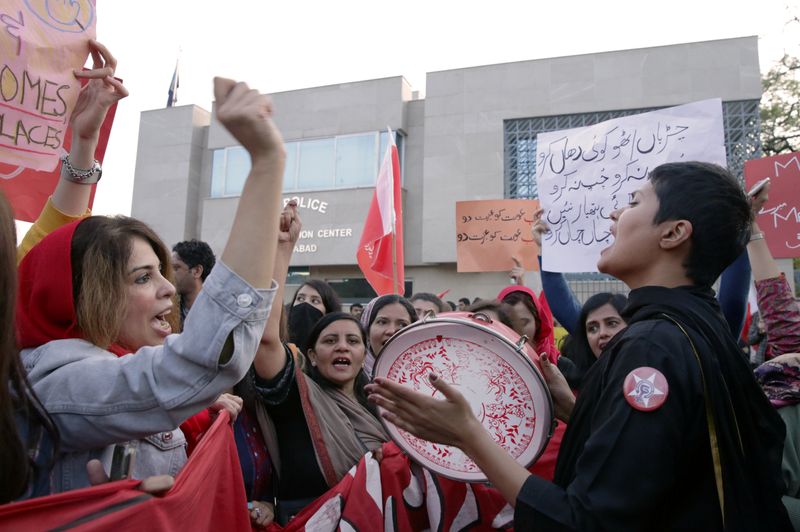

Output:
xmin=0 ymin=0 xmax=96 ymax=171
xmin=744 ymin=152 xmax=800 ymax=258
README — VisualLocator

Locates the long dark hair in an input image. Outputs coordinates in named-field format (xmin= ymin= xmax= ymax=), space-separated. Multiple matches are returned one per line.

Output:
xmin=1 ymin=194 xmax=59 ymax=503
xmin=561 ymin=292 xmax=627 ymax=386
xmin=306 ymin=312 xmax=373 ymax=411
xmin=291 ymin=279 xmax=342 ymax=314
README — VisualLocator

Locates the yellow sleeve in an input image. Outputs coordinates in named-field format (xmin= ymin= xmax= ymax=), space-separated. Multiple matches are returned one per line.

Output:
xmin=17 ymin=197 xmax=91 ymax=264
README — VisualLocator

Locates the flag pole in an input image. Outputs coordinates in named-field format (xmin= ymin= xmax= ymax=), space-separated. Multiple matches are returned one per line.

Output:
xmin=388 ymin=126 xmax=399 ymax=295
xmin=391 ymin=230 xmax=398 ymax=295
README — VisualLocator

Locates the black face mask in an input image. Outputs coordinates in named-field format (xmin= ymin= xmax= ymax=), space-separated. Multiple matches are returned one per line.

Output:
xmin=288 ymin=302 xmax=324 ymax=354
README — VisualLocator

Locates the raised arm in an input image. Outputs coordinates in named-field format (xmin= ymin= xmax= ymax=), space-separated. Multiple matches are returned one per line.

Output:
xmin=18 ymin=40 xmax=128 ymax=262
xmin=748 ymin=181 xmax=800 ymax=356
xmin=509 ymin=256 xmax=525 ymax=286
xmin=214 ymin=78 xmax=285 ymax=289
xmin=533 ymin=209 xmax=581 ymax=333
xmin=54 ymin=40 xmax=127 ymax=214
xmin=748 ymin=182 xmax=781 ymax=282
xmin=254 ymin=201 xmax=301 ymax=380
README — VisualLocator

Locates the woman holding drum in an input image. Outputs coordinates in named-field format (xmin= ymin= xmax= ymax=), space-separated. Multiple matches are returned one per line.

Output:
xmin=369 ymin=163 xmax=791 ymax=530
xmin=526 ymin=208 xmax=749 ymax=385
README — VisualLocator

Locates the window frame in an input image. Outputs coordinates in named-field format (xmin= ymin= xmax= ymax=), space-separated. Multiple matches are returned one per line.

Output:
xmin=209 ymin=130 xmax=405 ymax=198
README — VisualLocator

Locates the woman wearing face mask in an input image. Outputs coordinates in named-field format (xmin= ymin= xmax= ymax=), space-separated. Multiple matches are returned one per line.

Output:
xmin=15 ymin=76 xmax=284 ymax=493
xmin=287 ymin=280 xmax=341 ymax=354
xmin=359 ymin=295 xmax=418 ymax=376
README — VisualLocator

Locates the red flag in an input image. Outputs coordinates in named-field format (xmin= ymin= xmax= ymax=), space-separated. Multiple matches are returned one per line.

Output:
xmin=266 ymin=443 xmax=512 ymax=532
xmin=357 ymin=130 xmax=404 ymax=295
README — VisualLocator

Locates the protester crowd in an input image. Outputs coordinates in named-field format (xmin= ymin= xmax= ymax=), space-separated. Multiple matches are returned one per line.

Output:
xmin=2 ymin=40 xmax=800 ymax=532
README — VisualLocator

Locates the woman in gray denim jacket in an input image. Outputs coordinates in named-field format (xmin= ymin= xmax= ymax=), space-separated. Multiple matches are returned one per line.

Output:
xmin=14 ymin=76 xmax=287 ymax=494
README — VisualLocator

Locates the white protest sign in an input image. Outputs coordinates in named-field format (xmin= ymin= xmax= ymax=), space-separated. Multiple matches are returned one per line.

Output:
xmin=535 ymin=99 xmax=726 ymax=272
xmin=0 ymin=0 xmax=96 ymax=171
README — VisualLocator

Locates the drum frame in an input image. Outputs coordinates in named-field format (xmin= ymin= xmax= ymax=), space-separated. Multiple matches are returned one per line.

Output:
xmin=373 ymin=312 xmax=556 ymax=482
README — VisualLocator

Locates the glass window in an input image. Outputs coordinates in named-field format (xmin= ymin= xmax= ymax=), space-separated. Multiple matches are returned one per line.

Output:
xmin=335 ymin=134 xmax=376 ymax=187
xmin=224 ymin=147 xmax=250 ymax=196
xmin=211 ymin=130 xmax=406 ymax=198
xmin=297 ymin=138 xmax=335 ymax=189
xmin=210 ymin=149 xmax=226 ymax=197
xmin=283 ymin=141 xmax=299 ymax=190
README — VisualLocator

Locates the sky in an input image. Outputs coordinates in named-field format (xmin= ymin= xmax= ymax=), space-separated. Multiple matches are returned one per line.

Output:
xmin=77 ymin=0 xmax=800 ymax=217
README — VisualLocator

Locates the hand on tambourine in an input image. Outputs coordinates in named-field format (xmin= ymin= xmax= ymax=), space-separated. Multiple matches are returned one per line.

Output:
xmin=539 ymin=353 xmax=575 ymax=422
xmin=366 ymin=374 xmax=481 ymax=449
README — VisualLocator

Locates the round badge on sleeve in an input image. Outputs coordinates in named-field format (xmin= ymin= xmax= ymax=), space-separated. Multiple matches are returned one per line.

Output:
xmin=623 ymin=366 xmax=669 ymax=411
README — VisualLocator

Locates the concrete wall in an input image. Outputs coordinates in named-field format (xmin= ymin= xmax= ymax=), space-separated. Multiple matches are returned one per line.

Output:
xmin=199 ymin=188 xmax=403 ymax=266
xmin=131 ymin=37 xmax=764 ymax=297
xmin=420 ymin=36 xmax=761 ymax=263
xmin=207 ymin=76 xmax=412 ymax=149
xmin=131 ymin=105 xmax=210 ymax=248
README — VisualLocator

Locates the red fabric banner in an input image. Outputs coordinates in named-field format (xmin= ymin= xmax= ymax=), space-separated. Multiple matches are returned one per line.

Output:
xmin=356 ymin=135 xmax=405 ymax=296
xmin=266 ymin=443 xmax=513 ymax=532
xmin=0 ymin=412 xmax=249 ymax=531
xmin=0 ymin=415 xmax=555 ymax=530
xmin=0 ymin=77 xmax=119 ymax=222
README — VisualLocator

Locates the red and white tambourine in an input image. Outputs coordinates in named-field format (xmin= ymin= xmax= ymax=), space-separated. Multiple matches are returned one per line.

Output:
xmin=372 ymin=311 xmax=554 ymax=482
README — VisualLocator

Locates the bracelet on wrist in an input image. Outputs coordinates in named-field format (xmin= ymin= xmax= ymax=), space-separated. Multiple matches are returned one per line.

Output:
xmin=749 ymin=232 xmax=765 ymax=242
xmin=60 ymin=154 xmax=102 ymax=185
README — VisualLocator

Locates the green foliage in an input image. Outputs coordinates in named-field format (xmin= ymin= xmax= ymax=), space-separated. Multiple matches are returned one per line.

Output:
xmin=761 ymin=54 xmax=800 ymax=156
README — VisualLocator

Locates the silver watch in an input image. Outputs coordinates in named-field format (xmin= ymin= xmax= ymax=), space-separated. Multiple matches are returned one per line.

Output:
xmin=60 ymin=154 xmax=102 ymax=184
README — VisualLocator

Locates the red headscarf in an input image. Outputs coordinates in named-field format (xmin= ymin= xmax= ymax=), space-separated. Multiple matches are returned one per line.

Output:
xmin=497 ymin=285 xmax=559 ymax=361
xmin=16 ymin=220 xmax=84 ymax=350
xmin=16 ymin=217 xmax=211 ymax=451
xmin=17 ymin=218 xmax=130 ymax=357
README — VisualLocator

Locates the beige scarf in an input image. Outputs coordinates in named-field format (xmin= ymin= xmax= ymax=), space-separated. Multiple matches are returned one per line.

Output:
xmin=255 ymin=344 xmax=388 ymax=487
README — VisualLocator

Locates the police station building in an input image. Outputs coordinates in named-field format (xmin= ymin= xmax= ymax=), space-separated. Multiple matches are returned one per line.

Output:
xmin=131 ymin=36 xmax=763 ymax=305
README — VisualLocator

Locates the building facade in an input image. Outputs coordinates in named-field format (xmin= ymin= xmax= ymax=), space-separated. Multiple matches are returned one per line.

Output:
xmin=132 ymin=36 xmax=766 ymax=305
